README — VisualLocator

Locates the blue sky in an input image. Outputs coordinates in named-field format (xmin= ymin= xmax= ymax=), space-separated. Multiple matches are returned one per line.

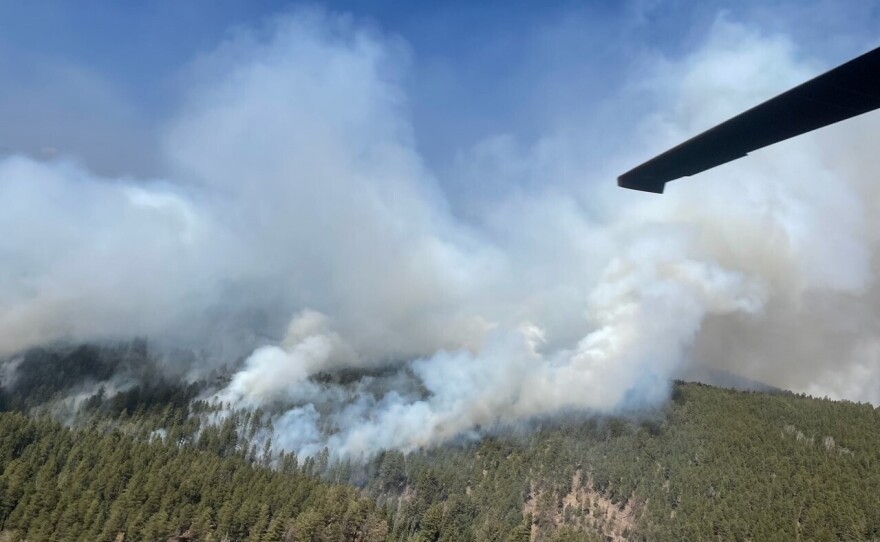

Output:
xmin=1 ymin=1 xmax=877 ymax=182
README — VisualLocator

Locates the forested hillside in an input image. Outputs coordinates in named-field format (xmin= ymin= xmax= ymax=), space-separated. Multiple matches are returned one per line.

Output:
xmin=351 ymin=383 xmax=880 ymax=541
xmin=0 ymin=412 xmax=388 ymax=542
xmin=1 ymin=344 xmax=879 ymax=541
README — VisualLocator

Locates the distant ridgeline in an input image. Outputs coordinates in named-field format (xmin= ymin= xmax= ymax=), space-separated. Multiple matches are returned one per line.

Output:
xmin=0 ymin=343 xmax=879 ymax=541
xmin=0 ymin=341 xmax=212 ymax=413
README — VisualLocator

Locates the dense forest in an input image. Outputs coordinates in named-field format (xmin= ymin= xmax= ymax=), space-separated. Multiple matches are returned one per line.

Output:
xmin=0 ymin=412 xmax=387 ymax=542
xmin=1 ymin=344 xmax=879 ymax=541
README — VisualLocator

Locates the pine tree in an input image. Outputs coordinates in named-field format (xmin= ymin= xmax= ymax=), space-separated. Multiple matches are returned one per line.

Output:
xmin=507 ymin=514 xmax=532 ymax=542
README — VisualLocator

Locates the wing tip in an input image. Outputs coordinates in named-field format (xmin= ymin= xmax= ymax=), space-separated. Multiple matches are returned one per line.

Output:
xmin=617 ymin=173 xmax=666 ymax=194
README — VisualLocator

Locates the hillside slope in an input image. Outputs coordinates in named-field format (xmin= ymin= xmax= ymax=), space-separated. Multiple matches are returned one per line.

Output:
xmin=1 ymin=345 xmax=879 ymax=542
xmin=349 ymin=383 xmax=880 ymax=541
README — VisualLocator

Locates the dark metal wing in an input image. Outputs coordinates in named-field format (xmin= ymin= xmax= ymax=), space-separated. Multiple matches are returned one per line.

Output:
xmin=618 ymin=46 xmax=880 ymax=193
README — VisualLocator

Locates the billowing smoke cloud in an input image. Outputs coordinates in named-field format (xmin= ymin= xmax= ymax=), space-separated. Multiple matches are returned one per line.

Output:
xmin=2 ymin=9 xmax=879 ymax=456
xmin=223 ymin=239 xmax=765 ymax=458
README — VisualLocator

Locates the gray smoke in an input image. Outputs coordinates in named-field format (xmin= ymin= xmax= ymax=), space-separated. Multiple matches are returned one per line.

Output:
xmin=2 ymin=11 xmax=879 ymax=457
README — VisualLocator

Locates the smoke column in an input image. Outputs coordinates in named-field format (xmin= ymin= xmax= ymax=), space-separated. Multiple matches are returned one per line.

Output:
xmin=2 ymin=10 xmax=879 ymax=456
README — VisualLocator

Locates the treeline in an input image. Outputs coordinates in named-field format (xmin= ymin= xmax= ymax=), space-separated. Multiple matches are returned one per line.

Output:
xmin=338 ymin=383 xmax=880 ymax=541
xmin=0 ymin=341 xmax=216 ymax=414
xmin=0 ymin=412 xmax=388 ymax=542
xmin=3 ymin=342 xmax=880 ymax=541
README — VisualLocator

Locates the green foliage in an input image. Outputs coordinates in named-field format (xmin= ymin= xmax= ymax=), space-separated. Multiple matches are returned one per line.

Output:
xmin=332 ymin=382 xmax=880 ymax=542
xmin=0 ymin=412 xmax=387 ymax=541
xmin=3 ymin=351 xmax=879 ymax=542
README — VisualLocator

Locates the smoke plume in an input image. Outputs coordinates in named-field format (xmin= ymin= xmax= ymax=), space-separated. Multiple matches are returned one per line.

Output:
xmin=2 ymin=10 xmax=879 ymax=457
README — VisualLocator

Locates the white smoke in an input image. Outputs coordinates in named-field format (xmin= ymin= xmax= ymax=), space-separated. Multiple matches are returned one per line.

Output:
xmin=2 ymin=10 xmax=879 ymax=456
xmin=215 ymin=224 xmax=766 ymax=457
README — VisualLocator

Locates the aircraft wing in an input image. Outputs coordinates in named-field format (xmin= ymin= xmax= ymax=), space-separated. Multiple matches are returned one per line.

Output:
xmin=618 ymin=45 xmax=880 ymax=193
